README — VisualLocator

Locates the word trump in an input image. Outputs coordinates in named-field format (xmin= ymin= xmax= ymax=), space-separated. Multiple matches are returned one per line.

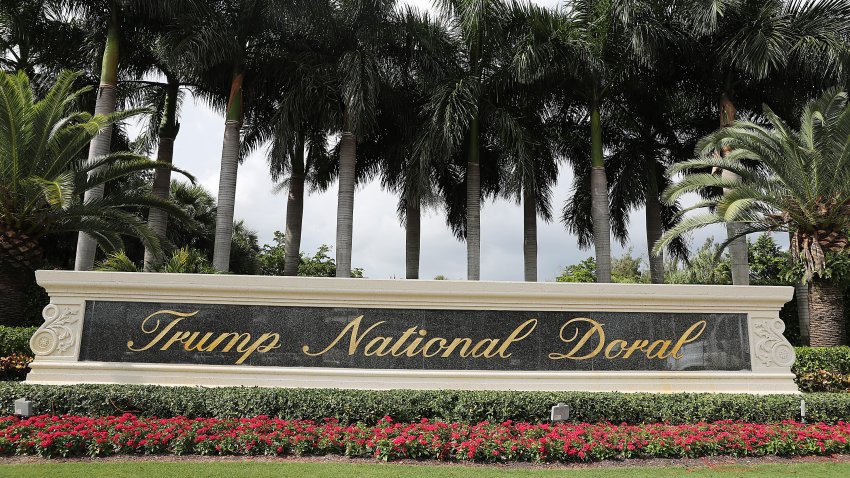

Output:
xmin=126 ymin=310 xmax=281 ymax=364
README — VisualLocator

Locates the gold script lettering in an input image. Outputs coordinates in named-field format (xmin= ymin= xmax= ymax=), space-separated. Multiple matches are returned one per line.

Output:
xmin=235 ymin=332 xmax=281 ymax=364
xmin=127 ymin=310 xmax=199 ymax=351
xmin=302 ymin=316 xmax=385 ymax=356
xmin=669 ymin=321 xmax=707 ymax=359
xmin=548 ymin=318 xmax=605 ymax=360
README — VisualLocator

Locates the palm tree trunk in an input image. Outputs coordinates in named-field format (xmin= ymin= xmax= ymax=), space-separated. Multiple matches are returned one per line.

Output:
xmin=808 ymin=277 xmax=847 ymax=346
xmin=645 ymin=169 xmax=664 ymax=284
xmin=74 ymin=11 xmax=119 ymax=271
xmin=211 ymin=70 xmax=244 ymax=272
xmin=719 ymin=94 xmax=749 ymax=285
xmin=796 ymin=283 xmax=811 ymax=345
xmin=466 ymin=113 xmax=481 ymax=281
xmin=523 ymin=186 xmax=537 ymax=282
xmin=405 ymin=196 xmax=420 ymax=280
xmin=335 ymin=131 xmax=356 ymax=277
xmin=590 ymin=100 xmax=612 ymax=283
xmin=789 ymin=231 xmax=810 ymax=345
xmin=283 ymin=133 xmax=306 ymax=277
xmin=143 ymin=82 xmax=180 ymax=272
xmin=0 ymin=268 xmax=34 ymax=327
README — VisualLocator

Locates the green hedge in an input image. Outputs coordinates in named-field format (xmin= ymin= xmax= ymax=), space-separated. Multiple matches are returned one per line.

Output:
xmin=793 ymin=346 xmax=850 ymax=375
xmin=0 ymin=327 xmax=36 ymax=356
xmin=0 ymin=383 xmax=846 ymax=424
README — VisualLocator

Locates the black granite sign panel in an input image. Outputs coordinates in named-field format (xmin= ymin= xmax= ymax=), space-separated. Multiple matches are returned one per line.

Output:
xmin=78 ymin=301 xmax=751 ymax=371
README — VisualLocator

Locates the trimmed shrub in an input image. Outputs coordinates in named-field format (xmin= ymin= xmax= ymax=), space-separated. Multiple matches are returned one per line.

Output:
xmin=0 ymin=383 xmax=845 ymax=424
xmin=0 ymin=326 xmax=36 ymax=356
xmin=794 ymin=346 xmax=850 ymax=375
xmin=793 ymin=346 xmax=850 ymax=392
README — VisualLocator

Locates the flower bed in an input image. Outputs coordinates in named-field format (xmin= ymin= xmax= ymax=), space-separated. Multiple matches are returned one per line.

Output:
xmin=1 ymin=414 xmax=849 ymax=462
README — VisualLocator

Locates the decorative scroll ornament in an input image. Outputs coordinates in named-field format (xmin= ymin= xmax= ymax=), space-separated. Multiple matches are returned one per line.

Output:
xmin=753 ymin=318 xmax=795 ymax=368
xmin=29 ymin=304 xmax=80 ymax=356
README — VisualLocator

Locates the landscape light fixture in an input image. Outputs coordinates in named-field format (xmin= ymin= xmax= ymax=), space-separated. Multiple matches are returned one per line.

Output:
xmin=14 ymin=398 xmax=32 ymax=418
xmin=801 ymin=399 xmax=807 ymax=424
xmin=550 ymin=403 xmax=569 ymax=422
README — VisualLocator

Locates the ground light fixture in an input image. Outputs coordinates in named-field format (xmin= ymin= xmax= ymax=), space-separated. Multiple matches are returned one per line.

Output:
xmin=14 ymin=398 xmax=32 ymax=418
xmin=550 ymin=403 xmax=570 ymax=422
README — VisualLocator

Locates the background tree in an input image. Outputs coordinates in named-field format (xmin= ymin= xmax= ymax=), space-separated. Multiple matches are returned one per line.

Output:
xmin=680 ymin=0 xmax=850 ymax=285
xmin=0 ymin=70 xmax=190 ymax=324
xmin=173 ymin=0 xmax=304 ymax=272
xmin=357 ymin=5 xmax=453 ymax=279
xmin=656 ymin=89 xmax=850 ymax=346
xmin=70 ymin=0 xmax=194 ymax=270
xmin=257 ymin=232 xmax=364 ymax=277
xmin=424 ymin=0 xmax=545 ymax=280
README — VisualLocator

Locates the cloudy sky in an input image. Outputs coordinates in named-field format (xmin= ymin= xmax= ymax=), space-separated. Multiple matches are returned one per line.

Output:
xmin=157 ymin=0 xmax=729 ymax=281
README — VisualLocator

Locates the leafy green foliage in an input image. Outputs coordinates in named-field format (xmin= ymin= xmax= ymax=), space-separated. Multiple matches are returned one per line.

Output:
xmin=794 ymin=347 xmax=850 ymax=376
xmin=556 ymin=252 xmax=647 ymax=283
xmin=228 ymin=220 xmax=260 ymax=275
xmin=0 ymin=382 xmax=847 ymax=424
xmin=610 ymin=249 xmax=644 ymax=283
xmin=258 ymin=232 xmax=363 ymax=278
xmin=664 ymin=235 xmax=794 ymax=286
xmin=0 ymin=326 xmax=37 ymax=356
xmin=96 ymin=248 xmax=218 ymax=274
xmin=556 ymin=257 xmax=597 ymax=283
xmin=794 ymin=346 xmax=850 ymax=392
xmin=665 ymin=238 xmax=732 ymax=285
xmin=750 ymin=235 xmax=792 ymax=286
xmin=0 ymin=70 xmax=192 ymax=263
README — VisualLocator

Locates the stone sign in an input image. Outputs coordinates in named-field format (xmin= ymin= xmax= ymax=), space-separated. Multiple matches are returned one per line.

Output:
xmin=27 ymin=271 xmax=798 ymax=393
xmin=79 ymin=301 xmax=750 ymax=372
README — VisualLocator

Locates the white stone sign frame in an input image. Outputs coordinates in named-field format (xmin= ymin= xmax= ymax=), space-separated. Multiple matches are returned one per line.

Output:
xmin=27 ymin=270 xmax=798 ymax=393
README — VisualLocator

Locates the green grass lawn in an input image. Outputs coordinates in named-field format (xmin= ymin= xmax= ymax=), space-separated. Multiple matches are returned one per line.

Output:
xmin=1 ymin=462 xmax=848 ymax=478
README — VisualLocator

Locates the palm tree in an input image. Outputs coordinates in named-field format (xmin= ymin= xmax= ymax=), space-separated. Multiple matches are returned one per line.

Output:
xmin=325 ymin=0 xmax=394 ymax=278
xmin=64 ymin=0 xmax=198 ymax=270
xmin=0 ymin=70 xmax=191 ymax=324
xmin=240 ymin=33 xmax=334 ymax=277
xmin=681 ymin=0 xmax=850 ymax=285
xmin=125 ymin=36 xmax=196 ymax=271
xmin=422 ymin=0 xmax=542 ymax=280
xmin=0 ymin=0 xmax=89 ymax=92
xmin=354 ymin=5 xmax=453 ymax=280
xmin=175 ymin=0 xmax=327 ymax=272
xmin=655 ymin=89 xmax=850 ymax=346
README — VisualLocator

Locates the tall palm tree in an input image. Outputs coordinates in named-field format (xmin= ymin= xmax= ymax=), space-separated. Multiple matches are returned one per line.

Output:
xmin=422 ymin=0 xmax=539 ymax=280
xmin=65 ymin=0 xmax=198 ymax=270
xmin=681 ymin=0 xmax=850 ymax=285
xmin=357 ymin=5 xmax=453 ymax=280
xmin=169 ymin=0 xmax=302 ymax=271
xmin=655 ymin=89 xmax=850 ymax=346
xmin=550 ymin=0 xmax=677 ymax=283
xmin=126 ymin=35 xmax=196 ymax=271
xmin=326 ymin=0 xmax=394 ymax=277
xmin=251 ymin=0 xmax=391 ymax=278
xmin=72 ymin=2 xmax=121 ymax=270
xmin=0 ymin=70 xmax=191 ymax=324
